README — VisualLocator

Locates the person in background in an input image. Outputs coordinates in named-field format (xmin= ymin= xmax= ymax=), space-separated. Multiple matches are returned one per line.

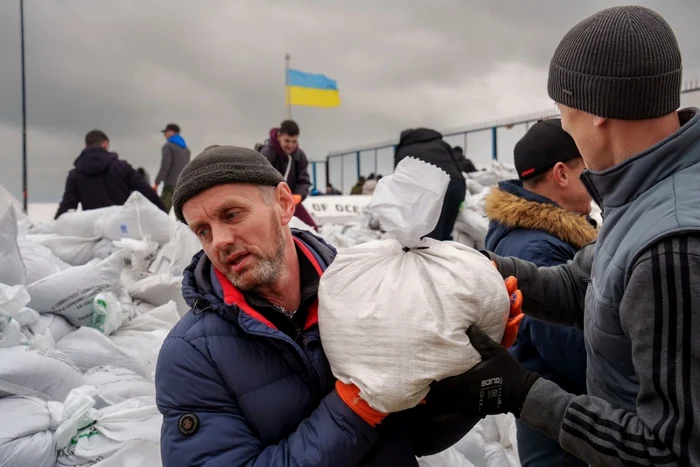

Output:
xmin=350 ymin=176 xmax=366 ymax=195
xmin=55 ymin=130 xmax=165 ymax=219
xmin=394 ymin=128 xmax=466 ymax=240
xmin=438 ymin=6 xmax=700 ymax=466
xmin=154 ymin=123 xmax=191 ymax=214
xmin=484 ymin=118 xmax=594 ymax=467
xmin=361 ymin=173 xmax=377 ymax=195
xmin=136 ymin=167 xmax=150 ymax=185
xmin=452 ymin=146 xmax=477 ymax=174
xmin=258 ymin=120 xmax=316 ymax=229
xmin=155 ymin=145 xmax=481 ymax=466
xmin=326 ymin=184 xmax=342 ymax=195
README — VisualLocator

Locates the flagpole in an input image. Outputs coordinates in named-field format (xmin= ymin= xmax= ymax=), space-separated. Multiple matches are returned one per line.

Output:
xmin=20 ymin=0 xmax=28 ymax=213
xmin=285 ymin=54 xmax=292 ymax=119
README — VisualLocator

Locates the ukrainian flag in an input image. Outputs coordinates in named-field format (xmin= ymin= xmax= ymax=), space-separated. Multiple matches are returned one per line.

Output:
xmin=287 ymin=69 xmax=341 ymax=108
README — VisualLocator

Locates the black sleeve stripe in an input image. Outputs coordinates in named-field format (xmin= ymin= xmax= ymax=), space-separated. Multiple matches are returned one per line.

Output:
xmin=678 ymin=236 xmax=694 ymax=466
xmin=563 ymin=413 xmax=673 ymax=462
xmin=561 ymin=424 xmax=660 ymax=467
xmin=567 ymin=403 xmax=666 ymax=449
xmin=662 ymin=238 xmax=681 ymax=451
xmin=651 ymin=241 xmax=671 ymax=436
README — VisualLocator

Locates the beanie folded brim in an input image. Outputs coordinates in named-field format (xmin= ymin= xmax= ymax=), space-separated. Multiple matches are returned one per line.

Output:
xmin=548 ymin=62 xmax=682 ymax=120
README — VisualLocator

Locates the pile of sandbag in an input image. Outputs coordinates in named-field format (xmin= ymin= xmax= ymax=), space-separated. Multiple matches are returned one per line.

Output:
xmin=0 ymin=188 xmax=201 ymax=467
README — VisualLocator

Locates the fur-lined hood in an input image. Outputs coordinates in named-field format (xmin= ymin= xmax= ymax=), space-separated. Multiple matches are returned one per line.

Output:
xmin=485 ymin=181 xmax=598 ymax=249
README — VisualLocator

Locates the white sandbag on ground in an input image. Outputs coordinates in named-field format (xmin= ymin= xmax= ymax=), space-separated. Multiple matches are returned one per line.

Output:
xmin=56 ymin=327 xmax=151 ymax=378
xmin=148 ymin=223 xmax=201 ymax=277
xmin=28 ymin=313 xmax=77 ymax=343
xmin=117 ymin=301 xmax=180 ymax=333
xmin=102 ymin=191 xmax=177 ymax=245
xmin=91 ymin=439 xmax=161 ymax=467
xmin=417 ymin=449 xmax=476 ymax=467
xmin=26 ymin=251 xmax=126 ymax=327
xmin=0 ymin=206 xmax=27 ymax=286
xmin=29 ymin=233 xmax=118 ymax=266
xmin=83 ymin=366 xmax=156 ymax=407
xmin=55 ymin=205 xmax=122 ymax=238
xmin=0 ymin=346 xmax=84 ymax=401
xmin=128 ymin=273 xmax=188 ymax=317
xmin=55 ymin=386 xmax=161 ymax=467
xmin=0 ymin=319 xmax=27 ymax=348
xmin=114 ymin=237 xmax=159 ymax=284
xmin=0 ymin=396 xmax=62 ymax=467
xmin=19 ymin=236 xmax=72 ymax=285
xmin=0 ymin=431 xmax=57 ymax=467
xmin=319 ymin=157 xmax=510 ymax=413
xmin=109 ymin=328 xmax=169 ymax=380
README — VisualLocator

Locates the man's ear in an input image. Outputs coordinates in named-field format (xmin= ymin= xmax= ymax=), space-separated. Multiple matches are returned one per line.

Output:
xmin=276 ymin=183 xmax=296 ymax=225
xmin=552 ymin=162 xmax=569 ymax=188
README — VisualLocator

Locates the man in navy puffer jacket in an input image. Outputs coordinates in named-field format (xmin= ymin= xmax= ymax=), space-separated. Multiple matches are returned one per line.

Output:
xmin=484 ymin=119 xmax=596 ymax=467
xmin=155 ymin=145 xmax=479 ymax=466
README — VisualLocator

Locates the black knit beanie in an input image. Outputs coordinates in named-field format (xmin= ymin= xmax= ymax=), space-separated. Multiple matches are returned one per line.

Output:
xmin=548 ymin=6 xmax=682 ymax=120
xmin=172 ymin=145 xmax=284 ymax=224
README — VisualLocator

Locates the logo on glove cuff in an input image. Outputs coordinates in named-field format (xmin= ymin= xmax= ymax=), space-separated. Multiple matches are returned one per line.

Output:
xmin=481 ymin=377 xmax=503 ymax=387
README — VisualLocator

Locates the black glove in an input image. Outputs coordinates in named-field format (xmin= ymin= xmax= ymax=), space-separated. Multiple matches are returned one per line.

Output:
xmin=428 ymin=325 xmax=540 ymax=419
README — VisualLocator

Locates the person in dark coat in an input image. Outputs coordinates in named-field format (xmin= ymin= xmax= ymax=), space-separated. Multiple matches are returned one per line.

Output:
xmin=484 ymin=119 xmax=595 ymax=467
xmin=394 ymin=129 xmax=466 ymax=240
xmin=452 ymin=146 xmax=478 ymax=173
xmin=350 ymin=176 xmax=366 ymax=195
xmin=155 ymin=123 xmax=191 ymax=214
xmin=156 ymin=146 xmax=480 ymax=466
xmin=55 ymin=130 xmax=166 ymax=219
xmin=325 ymin=184 xmax=342 ymax=195
xmin=258 ymin=120 xmax=317 ymax=229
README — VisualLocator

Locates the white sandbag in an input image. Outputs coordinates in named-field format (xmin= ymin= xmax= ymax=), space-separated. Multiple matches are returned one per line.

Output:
xmin=0 ymin=395 xmax=61 ymax=444
xmin=0 ymin=346 xmax=84 ymax=401
xmin=319 ymin=157 xmax=510 ymax=413
xmin=0 ymin=284 xmax=35 ymax=323
xmin=55 ymin=387 xmax=161 ymax=466
xmin=0 ymin=431 xmax=57 ymax=467
xmin=56 ymin=327 xmax=150 ymax=378
xmin=0 ymin=318 xmax=27 ymax=348
xmin=109 ymin=328 xmax=169 ymax=380
xmin=83 ymin=366 xmax=155 ymax=407
xmin=417 ymin=448 xmax=476 ymax=467
xmin=91 ymin=439 xmax=161 ymax=467
xmin=28 ymin=313 xmax=77 ymax=343
xmin=128 ymin=273 xmax=188 ymax=317
xmin=0 ymin=205 xmax=26 ymax=286
xmin=19 ymin=236 xmax=72 ymax=285
xmin=102 ymin=191 xmax=177 ymax=244
xmin=29 ymin=233 xmax=118 ymax=266
xmin=117 ymin=301 xmax=180 ymax=333
xmin=26 ymin=251 xmax=126 ymax=327
xmin=148 ymin=222 xmax=201 ymax=277
xmin=55 ymin=205 xmax=121 ymax=237
xmin=114 ymin=236 xmax=159 ymax=283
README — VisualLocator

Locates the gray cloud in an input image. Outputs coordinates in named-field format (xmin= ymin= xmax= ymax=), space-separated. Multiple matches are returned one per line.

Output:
xmin=1 ymin=0 xmax=700 ymax=201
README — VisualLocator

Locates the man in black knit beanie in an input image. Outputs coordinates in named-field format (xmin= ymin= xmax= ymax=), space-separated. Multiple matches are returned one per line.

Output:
xmin=433 ymin=6 xmax=700 ymax=466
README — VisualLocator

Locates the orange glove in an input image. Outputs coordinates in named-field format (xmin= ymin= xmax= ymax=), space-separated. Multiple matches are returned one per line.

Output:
xmin=153 ymin=183 xmax=158 ymax=191
xmin=501 ymin=276 xmax=524 ymax=348
xmin=336 ymin=381 xmax=387 ymax=427
xmin=292 ymin=194 xmax=302 ymax=205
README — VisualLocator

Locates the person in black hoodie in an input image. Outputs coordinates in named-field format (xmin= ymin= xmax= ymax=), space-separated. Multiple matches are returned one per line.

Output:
xmin=394 ymin=128 xmax=466 ymax=240
xmin=55 ymin=130 xmax=166 ymax=219
xmin=452 ymin=146 xmax=478 ymax=173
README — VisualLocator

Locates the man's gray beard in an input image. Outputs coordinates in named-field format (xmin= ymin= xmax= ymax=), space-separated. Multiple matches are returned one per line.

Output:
xmin=226 ymin=224 xmax=288 ymax=293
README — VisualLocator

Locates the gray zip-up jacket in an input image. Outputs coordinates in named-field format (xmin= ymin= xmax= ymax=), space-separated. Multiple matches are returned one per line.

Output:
xmin=155 ymin=140 xmax=191 ymax=187
xmin=487 ymin=108 xmax=700 ymax=466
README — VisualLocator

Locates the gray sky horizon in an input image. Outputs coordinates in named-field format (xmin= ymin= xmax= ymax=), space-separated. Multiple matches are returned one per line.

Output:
xmin=2 ymin=0 xmax=700 ymax=202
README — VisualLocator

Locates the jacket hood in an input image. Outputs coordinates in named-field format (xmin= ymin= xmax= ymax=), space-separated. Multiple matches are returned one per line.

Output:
xmin=74 ymin=147 xmax=117 ymax=175
xmin=485 ymin=180 xmax=598 ymax=249
xmin=167 ymin=134 xmax=187 ymax=149
xmin=265 ymin=127 xmax=287 ymax=158
xmin=398 ymin=128 xmax=444 ymax=146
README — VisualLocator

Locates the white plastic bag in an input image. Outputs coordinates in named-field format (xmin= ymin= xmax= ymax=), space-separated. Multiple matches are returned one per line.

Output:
xmin=55 ymin=387 xmax=161 ymax=466
xmin=90 ymin=292 xmax=123 ymax=336
xmin=56 ymin=327 xmax=151 ymax=378
xmin=319 ymin=157 xmax=510 ymax=413
xmin=0 ymin=205 xmax=27 ymax=286
xmin=0 ymin=346 xmax=84 ymax=401
xmin=26 ymin=251 xmax=126 ymax=327
xmin=83 ymin=366 xmax=155 ymax=406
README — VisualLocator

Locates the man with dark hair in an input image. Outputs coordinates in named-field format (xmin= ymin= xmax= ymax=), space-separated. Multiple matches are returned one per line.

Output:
xmin=55 ymin=130 xmax=166 ymax=219
xmin=438 ymin=6 xmax=700 ymax=466
xmin=452 ymin=146 xmax=477 ymax=174
xmin=484 ymin=119 xmax=594 ymax=467
xmin=259 ymin=120 xmax=316 ymax=228
xmin=155 ymin=123 xmax=191 ymax=214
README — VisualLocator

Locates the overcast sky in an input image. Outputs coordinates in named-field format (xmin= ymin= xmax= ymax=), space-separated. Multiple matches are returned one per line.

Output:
xmin=2 ymin=0 xmax=700 ymax=201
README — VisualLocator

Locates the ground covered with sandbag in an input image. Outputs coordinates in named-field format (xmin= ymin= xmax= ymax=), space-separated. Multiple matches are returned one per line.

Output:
xmin=0 ymin=178 xmax=537 ymax=466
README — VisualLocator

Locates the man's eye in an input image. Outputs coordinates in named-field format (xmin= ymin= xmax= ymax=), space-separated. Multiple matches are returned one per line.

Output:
xmin=226 ymin=212 xmax=236 ymax=220
xmin=197 ymin=229 xmax=209 ymax=238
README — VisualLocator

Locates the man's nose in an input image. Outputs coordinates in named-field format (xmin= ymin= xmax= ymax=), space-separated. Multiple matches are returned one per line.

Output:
xmin=211 ymin=223 xmax=234 ymax=252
